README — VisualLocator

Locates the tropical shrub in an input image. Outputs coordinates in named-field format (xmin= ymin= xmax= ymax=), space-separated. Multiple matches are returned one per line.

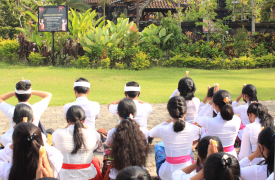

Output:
xmin=0 ymin=39 xmax=20 ymax=63
xmin=70 ymin=55 xmax=90 ymax=68
xmin=28 ymin=52 xmax=45 ymax=65
xmin=131 ymin=51 xmax=150 ymax=70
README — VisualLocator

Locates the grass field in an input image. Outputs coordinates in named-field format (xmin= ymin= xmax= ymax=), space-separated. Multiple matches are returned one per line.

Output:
xmin=0 ymin=62 xmax=275 ymax=106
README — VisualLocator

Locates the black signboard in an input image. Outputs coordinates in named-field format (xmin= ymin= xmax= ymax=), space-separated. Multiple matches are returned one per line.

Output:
xmin=38 ymin=5 xmax=68 ymax=32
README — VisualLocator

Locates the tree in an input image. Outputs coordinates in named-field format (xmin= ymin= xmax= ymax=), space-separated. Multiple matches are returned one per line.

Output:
xmin=98 ymin=0 xmax=112 ymax=20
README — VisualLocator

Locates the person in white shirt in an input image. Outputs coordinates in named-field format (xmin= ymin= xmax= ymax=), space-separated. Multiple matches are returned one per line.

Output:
xmin=108 ymin=81 xmax=152 ymax=129
xmin=172 ymin=136 xmax=224 ymax=180
xmin=105 ymin=98 xmax=149 ymax=180
xmin=0 ymin=79 xmax=52 ymax=136
xmin=238 ymin=103 xmax=274 ymax=160
xmin=0 ymin=123 xmax=63 ymax=180
xmin=63 ymin=78 xmax=100 ymax=130
xmin=232 ymin=84 xmax=258 ymax=142
xmin=170 ymin=73 xmax=200 ymax=123
xmin=197 ymin=85 xmax=241 ymax=158
xmin=149 ymin=96 xmax=201 ymax=180
xmin=240 ymin=126 xmax=275 ymax=180
xmin=52 ymin=105 xmax=101 ymax=180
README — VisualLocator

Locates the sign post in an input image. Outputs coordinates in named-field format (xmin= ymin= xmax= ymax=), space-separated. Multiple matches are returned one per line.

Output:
xmin=38 ymin=5 xmax=68 ymax=66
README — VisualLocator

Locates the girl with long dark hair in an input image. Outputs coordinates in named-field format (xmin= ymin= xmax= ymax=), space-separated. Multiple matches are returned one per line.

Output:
xmin=149 ymin=96 xmax=200 ymax=180
xmin=0 ymin=123 xmax=62 ymax=180
xmin=105 ymin=98 xmax=149 ymax=179
xmin=240 ymin=126 xmax=275 ymax=180
xmin=238 ymin=103 xmax=274 ymax=160
xmin=197 ymin=85 xmax=241 ymax=157
xmin=232 ymin=84 xmax=258 ymax=142
xmin=170 ymin=72 xmax=200 ymax=124
xmin=52 ymin=105 xmax=101 ymax=180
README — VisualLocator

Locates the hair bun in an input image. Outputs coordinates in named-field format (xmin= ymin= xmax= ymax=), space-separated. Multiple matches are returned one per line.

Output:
xmin=221 ymin=154 xmax=232 ymax=168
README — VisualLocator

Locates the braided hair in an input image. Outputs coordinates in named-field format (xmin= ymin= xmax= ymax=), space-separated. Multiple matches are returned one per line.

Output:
xmin=167 ymin=96 xmax=187 ymax=132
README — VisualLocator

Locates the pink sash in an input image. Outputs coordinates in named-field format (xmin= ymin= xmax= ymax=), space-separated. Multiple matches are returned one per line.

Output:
xmin=223 ymin=145 xmax=234 ymax=152
xmin=240 ymin=123 xmax=246 ymax=130
xmin=166 ymin=154 xmax=191 ymax=164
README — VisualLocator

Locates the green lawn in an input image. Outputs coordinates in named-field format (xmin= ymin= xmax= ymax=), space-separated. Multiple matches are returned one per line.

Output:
xmin=0 ymin=62 xmax=275 ymax=106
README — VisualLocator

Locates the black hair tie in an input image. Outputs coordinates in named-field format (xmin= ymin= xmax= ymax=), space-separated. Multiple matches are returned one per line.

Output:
xmin=221 ymin=154 xmax=232 ymax=168
xmin=27 ymin=133 xmax=36 ymax=141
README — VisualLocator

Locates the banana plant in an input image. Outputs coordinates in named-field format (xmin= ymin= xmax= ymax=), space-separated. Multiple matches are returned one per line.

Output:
xmin=68 ymin=8 xmax=105 ymax=40
xmin=139 ymin=24 xmax=173 ymax=48
xmin=80 ymin=18 xmax=133 ymax=55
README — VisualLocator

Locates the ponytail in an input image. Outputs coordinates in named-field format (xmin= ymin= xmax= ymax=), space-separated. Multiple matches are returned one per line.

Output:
xmin=221 ymin=104 xmax=234 ymax=121
xmin=173 ymin=118 xmax=185 ymax=132
xmin=66 ymin=105 xmax=86 ymax=154
xmin=213 ymin=90 xmax=234 ymax=121
xmin=247 ymin=103 xmax=273 ymax=127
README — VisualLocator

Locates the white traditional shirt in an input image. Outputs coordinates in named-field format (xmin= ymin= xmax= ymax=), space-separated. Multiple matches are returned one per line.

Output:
xmin=0 ymin=143 xmax=63 ymax=180
xmin=170 ymin=89 xmax=200 ymax=123
xmin=267 ymin=173 xmax=274 ymax=180
xmin=232 ymin=101 xmax=250 ymax=126
xmin=106 ymin=126 xmax=149 ymax=179
xmin=108 ymin=100 xmax=152 ymax=128
xmin=238 ymin=117 xmax=262 ymax=160
xmin=240 ymin=157 xmax=269 ymax=180
xmin=196 ymin=103 xmax=241 ymax=157
xmin=63 ymin=97 xmax=100 ymax=130
xmin=0 ymin=127 xmax=48 ymax=148
xmin=172 ymin=170 xmax=197 ymax=180
xmin=52 ymin=125 xmax=100 ymax=180
xmin=198 ymin=102 xmax=213 ymax=138
xmin=149 ymin=121 xmax=200 ymax=180
xmin=0 ymin=99 xmax=49 ymax=128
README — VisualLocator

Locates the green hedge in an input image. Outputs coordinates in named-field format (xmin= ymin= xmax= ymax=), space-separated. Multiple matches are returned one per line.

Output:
xmin=165 ymin=54 xmax=275 ymax=69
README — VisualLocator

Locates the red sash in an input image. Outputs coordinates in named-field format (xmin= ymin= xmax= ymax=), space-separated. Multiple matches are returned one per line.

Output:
xmin=62 ymin=163 xmax=90 ymax=169
xmin=223 ymin=145 xmax=234 ymax=152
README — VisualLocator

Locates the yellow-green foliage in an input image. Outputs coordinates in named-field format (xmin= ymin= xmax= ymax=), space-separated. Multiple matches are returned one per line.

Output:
xmin=115 ymin=62 xmax=125 ymax=69
xmin=70 ymin=55 xmax=90 ymax=68
xmin=0 ymin=39 xmax=19 ymax=62
xmin=28 ymin=52 xmax=45 ymax=66
xmin=132 ymin=51 xmax=150 ymax=70
xmin=101 ymin=58 xmax=110 ymax=69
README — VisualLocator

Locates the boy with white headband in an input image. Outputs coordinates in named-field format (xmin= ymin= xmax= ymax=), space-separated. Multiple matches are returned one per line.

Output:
xmin=108 ymin=81 xmax=152 ymax=128
xmin=63 ymin=77 xmax=100 ymax=129
xmin=0 ymin=79 xmax=52 ymax=135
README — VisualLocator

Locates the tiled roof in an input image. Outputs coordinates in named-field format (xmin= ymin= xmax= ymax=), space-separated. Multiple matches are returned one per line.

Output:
xmin=84 ymin=0 xmax=186 ymax=10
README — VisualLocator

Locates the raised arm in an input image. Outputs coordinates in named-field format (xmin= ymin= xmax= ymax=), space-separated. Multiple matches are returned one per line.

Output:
xmin=0 ymin=92 xmax=15 ymax=103
xmin=31 ymin=90 xmax=52 ymax=104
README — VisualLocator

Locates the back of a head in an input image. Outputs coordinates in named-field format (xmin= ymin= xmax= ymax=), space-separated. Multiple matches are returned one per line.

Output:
xmin=15 ymin=81 xmax=31 ymax=102
xmin=117 ymin=98 xmax=137 ymax=119
xmin=242 ymin=84 xmax=258 ymax=102
xmin=125 ymin=81 xmax=140 ymax=98
xmin=9 ymin=123 xmax=43 ymax=180
xmin=204 ymin=152 xmax=240 ymax=180
xmin=116 ymin=166 xmax=152 ymax=180
xmin=247 ymin=103 xmax=273 ymax=127
xmin=197 ymin=136 xmax=224 ymax=166
xmin=177 ymin=77 xmax=196 ymax=100
xmin=13 ymin=104 xmax=34 ymax=125
xmin=258 ymin=126 xmax=275 ymax=175
xmin=213 ymin=90 xmax=234 ymax=121
xmin=66 ymin=105 xmax=86 ymax=154
xmin=113 ymin=98 xmax=148 ymax=171
xmin=207 ymin=87 xmax=215 ymax=98
xmin=74 ymin=78 xmax=90 ymax=94
xmin=167 ymin=96 xmax=187 ymax=132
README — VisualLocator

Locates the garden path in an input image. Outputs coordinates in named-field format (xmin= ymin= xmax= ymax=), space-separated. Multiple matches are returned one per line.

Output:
xmin=1 ymin=100 xmax=275 ymax=177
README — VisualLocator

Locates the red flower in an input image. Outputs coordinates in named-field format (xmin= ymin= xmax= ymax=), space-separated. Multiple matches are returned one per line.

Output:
xmin=130 ymin=25 xmax=137 ymax=31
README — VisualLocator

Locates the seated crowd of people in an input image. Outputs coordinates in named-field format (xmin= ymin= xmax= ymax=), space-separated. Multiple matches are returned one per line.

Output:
xmin=0 ymin=73 xmax=274 ymax=180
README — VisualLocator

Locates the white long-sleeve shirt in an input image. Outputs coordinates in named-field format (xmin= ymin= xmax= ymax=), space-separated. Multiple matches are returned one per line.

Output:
xmin=52 ymin=125 xmax=100 ymax=180
xmin=240 ymin=157 xmax=269 ymax=180
xmin=170 ymin=89 xmax=200 ymax=123
xmin=238 ymin=117 xmax=262 ymax=160
xmin=0 ymin=99 xmax=49 ymax=128
xmin=196 ymin=103 xmax=241 ymax=157
xmin=108 ymin=100 xmax=152 ymax=128
xmin=0 ymin=143 xmax=63 ymax=180
xmin=149 ymin=121 xmax=200 ymax=180
xmin=232 ymin=101 xmax=250 ymax=126
xmin=63 ymin=97 xmax=100 ymax=130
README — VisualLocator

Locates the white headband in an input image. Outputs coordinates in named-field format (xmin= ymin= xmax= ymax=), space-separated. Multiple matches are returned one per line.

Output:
xmin=74 ymin=82 xmax=90 ymax=88
xmin=15 ymin=88 xmax=32 ymax=94
xmin=124 ymin=85 xmax=140 ymax=92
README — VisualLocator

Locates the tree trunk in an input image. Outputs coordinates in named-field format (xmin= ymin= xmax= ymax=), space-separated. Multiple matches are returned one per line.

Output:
xmin=251 ymin=0 xmax=255 ymax=34
xmin=139 ymin=0 xmax=153 ymax=18
xmin=137 ymin=0 xmax=140 ymax=29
